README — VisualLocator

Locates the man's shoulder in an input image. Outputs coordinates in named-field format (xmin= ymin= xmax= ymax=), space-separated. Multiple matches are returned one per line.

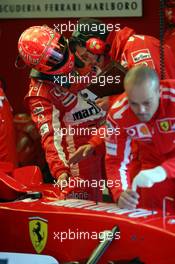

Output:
xmin=26 ymin=78 xmax=66 ymax=102
xmin=161 ymin=80 xmax=175 ymax=88
xmin=26 ymin=79 xmax=50 ymax=98
xmin=161 ymin=80 xmax=175 ymax=103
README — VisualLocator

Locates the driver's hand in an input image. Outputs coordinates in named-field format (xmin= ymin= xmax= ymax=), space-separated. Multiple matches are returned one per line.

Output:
xmin=95 ymin=96 xmax=110 ymax=111
xmin=56 ymin=172 xmax=69 ymax=190
xmin=69 ymin=144 xmax=94 ymax=165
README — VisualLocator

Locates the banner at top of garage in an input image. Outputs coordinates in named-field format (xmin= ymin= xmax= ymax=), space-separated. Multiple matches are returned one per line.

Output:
xmin=0 ymin=0 xmax=143 ymax=18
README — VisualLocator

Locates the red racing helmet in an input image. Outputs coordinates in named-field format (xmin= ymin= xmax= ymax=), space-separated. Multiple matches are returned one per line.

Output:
xmin=18 ymin=25 xmax=74 ymax=75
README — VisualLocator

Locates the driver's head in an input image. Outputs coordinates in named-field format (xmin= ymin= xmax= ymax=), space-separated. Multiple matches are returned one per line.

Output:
xmin=17 ymin=25 xmax=74 ymax=75
xmin=69 ymin=18 xmax=110 ymax=69
xmin=124 ymin=66 xmax=160 ymax=122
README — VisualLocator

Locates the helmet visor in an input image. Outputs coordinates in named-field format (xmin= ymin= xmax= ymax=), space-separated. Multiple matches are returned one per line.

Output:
xmin=45 ymin=36 xmax=68 ymax=68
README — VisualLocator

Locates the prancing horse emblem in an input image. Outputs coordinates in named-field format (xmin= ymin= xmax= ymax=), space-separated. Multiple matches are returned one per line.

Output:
xmin=29 ymin=217 xmax=48 ymax=253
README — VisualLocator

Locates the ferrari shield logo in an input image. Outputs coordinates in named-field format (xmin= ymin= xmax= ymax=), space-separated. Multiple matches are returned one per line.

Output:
xmin=160 ymin=121 xmax=170 ymax=131
xmin=29 ymin=217 xmax=48 ymax=253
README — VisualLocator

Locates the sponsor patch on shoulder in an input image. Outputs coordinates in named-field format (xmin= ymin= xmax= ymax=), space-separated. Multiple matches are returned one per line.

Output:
xmin=131 ymin=49 xmax=151 ymax=63
xmin=32 ymin=102 xmax=44 ymax=115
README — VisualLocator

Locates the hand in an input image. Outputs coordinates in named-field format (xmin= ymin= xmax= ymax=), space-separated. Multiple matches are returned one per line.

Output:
xmin=95 ymin=96 xmax=110 ymax=111
xmin=68 ymin=144 xmax=94 ymax=165
xmin=56 ymin=172 xmax=69 ymax=190
xmin=117 ymin=189 xmax=140 ymax=210
xmin=132 ymin=166 xmax=167 ymax=192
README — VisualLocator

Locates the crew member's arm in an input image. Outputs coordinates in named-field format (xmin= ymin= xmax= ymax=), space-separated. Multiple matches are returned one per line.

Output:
xmin=105 ymin=108 xmax=139 ymax=208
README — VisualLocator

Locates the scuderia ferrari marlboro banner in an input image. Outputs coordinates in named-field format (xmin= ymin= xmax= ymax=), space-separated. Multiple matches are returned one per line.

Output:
xmin=0 ymin=0 xmax=142 ymax=18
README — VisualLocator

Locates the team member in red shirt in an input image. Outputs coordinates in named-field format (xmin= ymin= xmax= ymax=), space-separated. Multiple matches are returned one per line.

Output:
xmin=105 ymin=65 xmax=175 ymax=212
xmin=70 ymin=18 xmax=175 ymax=80
xmin=69 ymin=18 xmax=175 ymax=164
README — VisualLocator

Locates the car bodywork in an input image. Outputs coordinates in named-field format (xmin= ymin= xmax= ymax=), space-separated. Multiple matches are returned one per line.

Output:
xmin=0 ymin=166 xmax=175 ymax=264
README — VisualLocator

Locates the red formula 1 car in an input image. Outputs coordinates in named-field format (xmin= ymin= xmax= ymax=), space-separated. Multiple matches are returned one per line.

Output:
xmin=0 ymin=166 xmax=175 ymax=264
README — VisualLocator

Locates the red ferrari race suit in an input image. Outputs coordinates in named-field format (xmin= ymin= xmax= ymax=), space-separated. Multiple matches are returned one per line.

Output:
xmin=25 ymin=78 xmax=106 ymax=201
xmin=108 ymin=27 xmax=175 ymax=79
xmin=0 ymin=87 xmax=17 ymax=170
xmin=105 ymin=80 xmax=175 ymax=212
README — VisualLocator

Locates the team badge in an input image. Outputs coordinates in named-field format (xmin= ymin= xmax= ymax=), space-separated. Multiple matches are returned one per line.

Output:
xmin=126 ymin=124 xmax=151 ymax=139
xmin=159 ymin=121 xmax=170 ymax=132
xmin=29 ymin=217 xmax=48 ymax=253
xmin=157 ymin=118 xmax=175 ymax=133
xmin=131 ymin=48 xmax=151 ymax=63
xmin=32 ymin=101 xmax=44 ymax=115
xmin=40 ymin=123 xmax=49 ymax=136
xmin=126 ymin=127 xmax=136 ymax=137
xmin=137 ymin=124 xmax=151 ymax=137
